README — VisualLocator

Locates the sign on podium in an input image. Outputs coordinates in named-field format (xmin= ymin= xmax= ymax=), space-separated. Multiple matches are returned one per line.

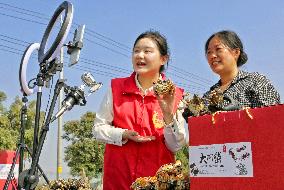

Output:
xmin=188 ymin=104 xmax=284 ymax=190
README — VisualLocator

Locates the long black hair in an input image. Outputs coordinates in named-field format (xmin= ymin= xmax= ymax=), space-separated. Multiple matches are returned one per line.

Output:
xmin=205 ymin=30 xmax=248 ymax=67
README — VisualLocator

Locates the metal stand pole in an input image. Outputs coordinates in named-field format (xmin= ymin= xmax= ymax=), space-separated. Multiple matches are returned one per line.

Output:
xmin=3 ymin=94 xmax=49 ymax=190
xmin=21 ymin=79 xmax=65 ymax=190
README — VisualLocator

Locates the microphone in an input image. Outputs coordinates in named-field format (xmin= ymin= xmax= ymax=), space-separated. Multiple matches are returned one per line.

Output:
xmin=51 ymin=85 xmax=86 ymax=123
xmin=51 ymin=72 xmax=102 ymax=123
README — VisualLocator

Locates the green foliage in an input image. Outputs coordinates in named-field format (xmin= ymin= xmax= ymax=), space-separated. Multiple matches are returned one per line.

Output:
xmin=0 ymin=91 xmax=43 ymax=151
xmin=63 ymin=112 xmax=105 ymax=178
xmin=175 ymin=145 xmax=189 ymax=174
xmin=7 ymin=96 xmax=22 ymax=131
xmin=63 ymin=112 xmax=96 ymax=141
xmin=0 ymin=127 xmax=17 ymax=150
xmin=0 ymin=91 xmax=7 ymax=113
xmin=0 ymin=91 xmax=8 ymax=129
xmin=0 ymin=114 xmax=10 ymax=129
xmin=0 ymin=92 xmax=19 ymax=150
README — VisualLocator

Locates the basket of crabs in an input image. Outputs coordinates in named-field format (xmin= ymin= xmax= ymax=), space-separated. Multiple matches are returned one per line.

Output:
xmin=130 ymin=160 xmax=190 ymax=190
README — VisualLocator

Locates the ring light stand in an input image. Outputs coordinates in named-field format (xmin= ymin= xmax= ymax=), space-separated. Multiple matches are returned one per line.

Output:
xmin=4 ymin=1 xmax=98 ymax=189
xmin=17 ymin=1 xmax=73 ymax=189
xmin=4 ymin=43 xmax=49 ymax=190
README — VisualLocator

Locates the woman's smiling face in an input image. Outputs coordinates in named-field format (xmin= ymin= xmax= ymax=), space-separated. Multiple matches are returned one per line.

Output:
xmin=132 ymin=37 xmax=167 ymax=77
xmin=206 ymin=36 xmax=239 ymax=75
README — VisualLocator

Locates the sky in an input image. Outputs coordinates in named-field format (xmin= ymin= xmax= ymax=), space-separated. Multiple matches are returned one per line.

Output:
xmin=1 ymin=0 xmax=284 ymax=180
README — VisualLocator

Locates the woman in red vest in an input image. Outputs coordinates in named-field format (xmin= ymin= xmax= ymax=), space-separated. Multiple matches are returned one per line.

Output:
xmin=93 ymin=30 xmax=186 ymax=190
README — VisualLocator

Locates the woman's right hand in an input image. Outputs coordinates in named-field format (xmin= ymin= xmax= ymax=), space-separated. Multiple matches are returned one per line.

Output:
xmin=122 ymin=130 xmax=156 ymax=143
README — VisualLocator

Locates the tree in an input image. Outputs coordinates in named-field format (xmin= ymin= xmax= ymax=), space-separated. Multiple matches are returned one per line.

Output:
xmin=0 ymin=91 xmax=9 ymax=129
xmin=63 ymin=112 xmax=105 ymax=178
xmin=0 ymin=127 xmax=18 ymax=150
xmin=0 ymin=91 xmax=7 ymax=113
xmin=0 ymin=91 xmax=44 ymax=151
xmin=0 ymin=92 xmax=21 ymax=150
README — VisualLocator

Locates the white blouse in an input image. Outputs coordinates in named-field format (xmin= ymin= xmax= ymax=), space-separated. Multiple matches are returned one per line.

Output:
xmin=93 ymin=75 xmax=186 ymax=153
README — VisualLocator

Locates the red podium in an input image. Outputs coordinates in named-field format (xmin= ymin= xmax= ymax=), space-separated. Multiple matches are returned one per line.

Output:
xmin=188 ymin=104 xmax=284 ymax=190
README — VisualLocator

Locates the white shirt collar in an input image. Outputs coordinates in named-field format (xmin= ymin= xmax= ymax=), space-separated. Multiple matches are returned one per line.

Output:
xmin=135 ymin=73 xmax=162 ymax=95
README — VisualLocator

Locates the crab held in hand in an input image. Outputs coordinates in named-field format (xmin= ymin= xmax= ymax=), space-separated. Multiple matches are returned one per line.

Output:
xmin=153 ymin=79 xmax=175 ymax=96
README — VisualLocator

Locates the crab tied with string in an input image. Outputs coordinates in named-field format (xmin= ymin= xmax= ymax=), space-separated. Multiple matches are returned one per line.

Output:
xmin=182 ymin=88 xmax=224 ymax=117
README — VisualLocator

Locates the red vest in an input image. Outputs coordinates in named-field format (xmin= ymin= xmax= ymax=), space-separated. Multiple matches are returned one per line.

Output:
xmin=103 ymin=73 xmax=183 ymax=190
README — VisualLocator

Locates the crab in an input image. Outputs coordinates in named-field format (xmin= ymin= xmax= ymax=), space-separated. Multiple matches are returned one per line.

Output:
xmin=182 ymin=88 xmax=224 ymax=117
xmin=206 ymin=88 xmax=223 ymax=106
xmin=183 ymin=94 xmax=207 ymax=116
xmin=153 ymin=79 xmax=175 ymax=96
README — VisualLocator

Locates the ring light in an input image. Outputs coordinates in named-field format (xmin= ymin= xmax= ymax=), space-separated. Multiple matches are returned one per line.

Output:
xmin=38 ymin=1 xmax=73 ymax=63
xmin=19 ymin=43 xmax=40 ymax=96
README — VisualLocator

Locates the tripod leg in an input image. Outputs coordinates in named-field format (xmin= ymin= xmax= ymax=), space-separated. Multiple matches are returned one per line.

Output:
xmin=11 ymin=177 xmax=18 ymax=190
xmin=25 ymin=146 xmax=49 ymax=184
xmin=36 ymin=164 xmax=49 ymax=184
xmin=3 ymin=148 xmax=20 ymax=190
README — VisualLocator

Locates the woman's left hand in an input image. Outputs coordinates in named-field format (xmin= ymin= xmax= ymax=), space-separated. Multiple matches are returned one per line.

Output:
xmin=122 ymin=130 xmax=156 ymax=143
xmin=156 ymin=88 xmax=175 ymax=125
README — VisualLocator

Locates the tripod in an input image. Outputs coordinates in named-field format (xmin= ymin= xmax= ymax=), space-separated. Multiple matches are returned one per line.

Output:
xmin=3 ymin=94 xmax=49 ymax=190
